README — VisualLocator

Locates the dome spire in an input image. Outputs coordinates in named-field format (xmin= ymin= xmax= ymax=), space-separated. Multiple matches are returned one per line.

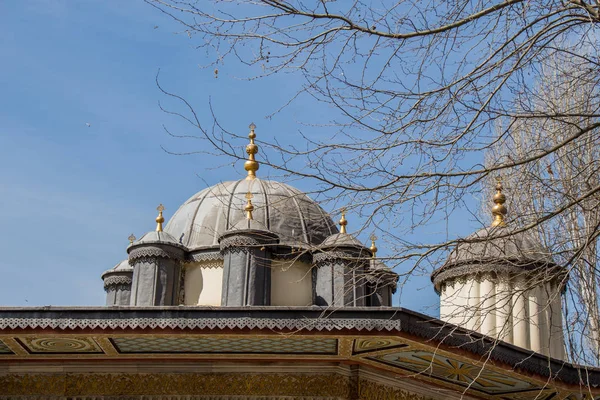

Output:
xmin=156 ymin=204 xmax=165 ymax=232
xmin=339 ymin=208 xmax=348 ymax=234
xmin=244 ymin=123 xmax=259 ymax=180
xmin=244 ymin=192 xmax=254 ymax=220
xmin=491 ymin=177 xmax=507 ymax=227
xmin=128 ymin=233 xmax=136 ymax=245
xmin=369 ymin=234 xmax=378 ymax=257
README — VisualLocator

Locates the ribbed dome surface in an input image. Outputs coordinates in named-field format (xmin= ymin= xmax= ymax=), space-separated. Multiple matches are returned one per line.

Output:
xmin=165 ymin=178 xmax=338 ymax=250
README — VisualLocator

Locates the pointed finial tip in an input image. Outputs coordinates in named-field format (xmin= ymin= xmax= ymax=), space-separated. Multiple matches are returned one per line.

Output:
xmin=156 ymin=204 xmax=165 ymax=232
xmin=244 ymin=123 xmax=259 ymax=179
xmin=128 ymin=233 xmax=136 ymax=245
xmin=369 ymin=234 xmax=378 ymax=257
xmin=339 ymin=208 xmax=348 ymax=234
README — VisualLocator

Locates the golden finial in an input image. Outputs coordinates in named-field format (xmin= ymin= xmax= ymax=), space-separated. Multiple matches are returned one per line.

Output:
xmin=491 ymin=177 xmax=507 ymax=227
xmin=339 ymin=207 xmax=348 ymax=234
xmin=244 ymin=122 xmax=259 ymax=180
xmin=156 ymin=204 xmax=165 ymax=232
xmin=369 ymin=234 xmax=378 ymax=257
xmin=128 ymin=233 xmax=136 ymax=245
xmin=244 ymin=192 xmax=254 ymax=220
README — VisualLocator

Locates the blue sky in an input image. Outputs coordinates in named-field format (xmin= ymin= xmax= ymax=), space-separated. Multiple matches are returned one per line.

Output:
xmin=0 ymin=1 xmax=478 ymax=313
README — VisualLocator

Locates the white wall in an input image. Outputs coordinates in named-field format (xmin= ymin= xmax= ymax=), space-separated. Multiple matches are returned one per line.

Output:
xmin=439 ymin=275 xmax=564 ymax=359
xmin=184 ymin=261 xmax=223 ymax=306
xmin=271 ymin=260 xmax=312 ymax=306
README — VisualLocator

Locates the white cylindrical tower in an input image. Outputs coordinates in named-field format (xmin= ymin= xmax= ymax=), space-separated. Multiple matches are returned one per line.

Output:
xmin=431 ymin=180 xmax=567 ymax=359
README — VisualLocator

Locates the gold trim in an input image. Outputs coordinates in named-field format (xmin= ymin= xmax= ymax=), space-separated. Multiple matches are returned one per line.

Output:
xmin=338 ymin=338 xmax=354 ymax=357
xmin=0 ymin=338 xmax=28 ymax=356
xmin=0 ymin=332 xmax=593 ymax=397
xmin=93 ymin=337 xmax=118 ymax=356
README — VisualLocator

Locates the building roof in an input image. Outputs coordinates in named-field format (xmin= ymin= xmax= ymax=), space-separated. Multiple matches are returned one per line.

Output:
xmin=0 ymin=306 xmax=597 ymax=399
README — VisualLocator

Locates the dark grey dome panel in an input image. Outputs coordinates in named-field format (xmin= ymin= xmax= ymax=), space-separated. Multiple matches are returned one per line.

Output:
xmin=165 ymin=178 xmax=338 ymax=250
xmin=445 ymin=226 xmax=553 ymax=266
xmin=431 ymin=225 xmax=559 ymax=290
xmin=101 ymin=259 xmax=132 ymax=280
xmin=321 ymin=232 xmax=366 ymax=248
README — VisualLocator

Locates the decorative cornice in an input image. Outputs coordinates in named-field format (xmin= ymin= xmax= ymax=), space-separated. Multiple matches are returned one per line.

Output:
xmin=103 ymin=275 xmax=132 ymax=291
xmin=432 ymin=261 xmax=567 ymax=293
xmin=185 ymin=250 xmax=223 ymax=263
xmin=219 ymin=231 xmax=279 ymax=253
xmin=128 ymin=244 xmax=185 ymax=263
xmin=0 ymin=307 xmax=598 ymax=387
xmin=0 ymin=316 xmax=401 ymax=332
xmin=366 ymin=269 xmax=399 ymax=290
xmin=272 ymin=247 xmax=313 ymax=264
xmin=313 ymin=251 xmax=370 ymax=266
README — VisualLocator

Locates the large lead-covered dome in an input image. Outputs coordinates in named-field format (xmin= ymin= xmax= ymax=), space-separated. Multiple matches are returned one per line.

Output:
xmin=165 ymin=177 xmax=338 ymax=250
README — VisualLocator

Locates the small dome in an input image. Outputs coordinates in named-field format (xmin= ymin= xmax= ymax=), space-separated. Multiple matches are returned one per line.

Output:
xmin=370 ymin=258 xmax=389 ymax=271
xmin=446 ymin=226 xmax=552 ymax=266
xmin=432 ymin=225 xmax=557 ymax=291
xmin=101 ymin=259 xmax=132 ymax=279
xmin=229 ymin=218 xmax=270 ymax=232
xmin=321 ymin=232 xmax=365 ymax=248
xmin=135 ymin=230 xmax=181 ymax=246
xmin=165 ymin=178 xmax=338 ymax=250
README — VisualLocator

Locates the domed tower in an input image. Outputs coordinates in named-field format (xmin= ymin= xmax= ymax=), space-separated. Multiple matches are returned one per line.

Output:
xmin=101 ymin=253 xmax=133 ymax=306
xmin=219 ymin=192 xmax=280 ymax=306
xmin=128 ymin=205 xmax=187 ymax=306
xmin=366 ymin=235 xmax=398 ymax=307
xmin=432 ymin=180 xmax=567 ymax=359
xmin=313 ymin=210 xmax=372 ymax=307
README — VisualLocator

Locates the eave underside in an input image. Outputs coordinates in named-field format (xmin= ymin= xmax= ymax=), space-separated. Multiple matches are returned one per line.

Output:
xmin=0 ymin=307 xmax=597 ymax=400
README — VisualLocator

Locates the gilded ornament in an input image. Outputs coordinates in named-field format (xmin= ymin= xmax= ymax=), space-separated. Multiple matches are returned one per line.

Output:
xmin=369 ymin=234 xmax=378 ymax=257
xmin=244 ymin=123 xmax=259 ymax=180
xmin=156 ymin=204 xmax=165 ymax=232
xmin=339 ymin=208 xmax=347 ymax=234
xmin=245 ymin=192 xmax=255 ymax=220
xmin=491 ymin=177 xmax=507 ymax=227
